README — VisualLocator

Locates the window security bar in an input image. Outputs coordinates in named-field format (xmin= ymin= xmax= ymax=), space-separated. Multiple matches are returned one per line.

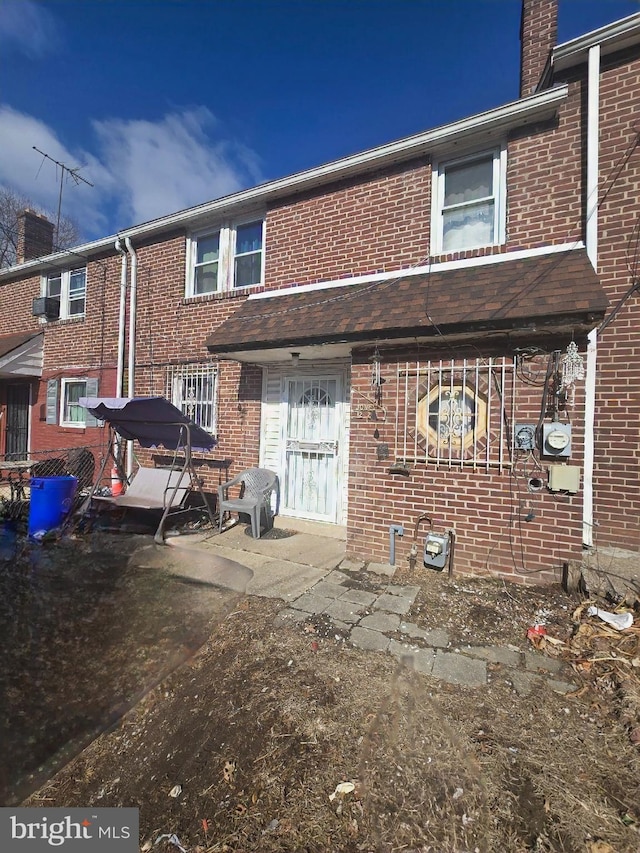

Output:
xmin=393 ymin=356 xmax=516 ymax=472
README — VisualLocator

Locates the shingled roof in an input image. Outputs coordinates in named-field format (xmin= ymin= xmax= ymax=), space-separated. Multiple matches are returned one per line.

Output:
xmin=206 ymin=248 xmax=607 ymax=355
xmin=0 ymin=331 xmax=42 ymax=359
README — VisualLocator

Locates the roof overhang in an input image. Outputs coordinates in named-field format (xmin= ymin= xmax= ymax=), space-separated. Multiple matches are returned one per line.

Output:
xmin=0 ymin=86 xmax=568 ymax=280
xmin=553 ymin=12 xmax=640 ymax=73
xmin=0 ymin=332 xmax=43 ymax=378
xmin=206 ymin=247 xmax=607 ymax=364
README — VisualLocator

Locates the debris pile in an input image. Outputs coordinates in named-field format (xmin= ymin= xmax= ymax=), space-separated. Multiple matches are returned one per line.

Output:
xmin=529 ymin=600 xmax=640 ymax=745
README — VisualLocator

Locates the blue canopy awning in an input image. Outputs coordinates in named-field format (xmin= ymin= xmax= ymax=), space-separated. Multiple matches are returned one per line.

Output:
xmin=79 ymin=396 xmax=217 ymax=452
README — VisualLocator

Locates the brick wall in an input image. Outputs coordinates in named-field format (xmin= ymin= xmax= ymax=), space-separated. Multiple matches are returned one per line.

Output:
xmin=520 ymin=0 xmax=558 ymax=97
xmin=587 ymin=47 xmax=640 ymax=550
xmin=348 ymin=347 xmax=584 ymax=583
xmin=266 ymin=161 xmax=432 ymax=287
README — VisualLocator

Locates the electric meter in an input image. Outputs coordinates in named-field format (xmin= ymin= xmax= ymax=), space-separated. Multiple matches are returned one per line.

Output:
xmin=542 ymin=422 xmax=572 ymax=458
xmin=547 ymin=430 xmax=569 ymax=450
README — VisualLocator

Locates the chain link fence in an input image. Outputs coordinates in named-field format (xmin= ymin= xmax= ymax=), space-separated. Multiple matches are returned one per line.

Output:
xmin=0 ymin=445 xmax=104 ymax=521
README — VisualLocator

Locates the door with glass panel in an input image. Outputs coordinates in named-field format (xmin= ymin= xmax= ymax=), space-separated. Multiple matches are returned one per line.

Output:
xmin=283 ymin=376 xmax=341 ymax=522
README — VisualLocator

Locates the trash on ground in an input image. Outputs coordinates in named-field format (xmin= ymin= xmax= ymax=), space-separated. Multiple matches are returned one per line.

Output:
xmin=586 ymin=606 xmax=634 ymax=631
xmin=223 ymin=759 xmax=237 ymax=784
xmin=329 ymin=781 xmax=355 ymax=802
xmin=154 ymin=834 xmax=186 ymax=852
xmin=527 ymin=625 xmax=547 ymax=642
xmin=168 ymin=784 xmax=182 ymax=798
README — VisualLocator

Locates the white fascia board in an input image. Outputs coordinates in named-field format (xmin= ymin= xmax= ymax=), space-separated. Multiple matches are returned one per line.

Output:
xmin=0 ymin=87 xmax=568 ymax=281
xmin=0 ymin=235 xmax=117 ymax=280
xmin=554 ymin=13 xmax=640 ymax=71
xmin=248 ymin=242 xmax=584 ymax=302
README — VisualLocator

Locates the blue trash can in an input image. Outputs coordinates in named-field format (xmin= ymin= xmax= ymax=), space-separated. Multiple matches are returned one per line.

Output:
xmin=28 ymin=476 xmax=79 ymax=539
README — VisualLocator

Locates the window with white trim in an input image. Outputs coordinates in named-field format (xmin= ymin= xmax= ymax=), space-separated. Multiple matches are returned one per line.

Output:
xmin=43 ymin=267 xmax=86 ymax=320
xmin=60 ymin=378 xmax=88 ymax=427
xmin=187 ymin=219 xmax=264 ymax=297
xmin=166 ymin=363 xmax=218 ymax=435
xmin=431 ymin=147 xmax=506 ymax=254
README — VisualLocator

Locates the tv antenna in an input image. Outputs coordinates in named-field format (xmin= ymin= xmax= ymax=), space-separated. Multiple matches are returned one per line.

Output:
xmin=33 ymin=145 xmax=93 ymax=246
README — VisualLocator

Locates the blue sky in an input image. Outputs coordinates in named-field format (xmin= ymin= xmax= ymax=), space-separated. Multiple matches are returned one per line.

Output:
xmin=1 ymin=0 xmax=639 ymax=243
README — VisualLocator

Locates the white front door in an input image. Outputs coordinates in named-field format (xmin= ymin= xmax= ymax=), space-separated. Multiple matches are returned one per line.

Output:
xmin=282 ymin=376 xmax=341 ymax=522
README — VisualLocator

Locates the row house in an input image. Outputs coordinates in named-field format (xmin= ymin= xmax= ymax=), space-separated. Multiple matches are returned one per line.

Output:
xmin=0 ymin=0 xmax=638 ymax=583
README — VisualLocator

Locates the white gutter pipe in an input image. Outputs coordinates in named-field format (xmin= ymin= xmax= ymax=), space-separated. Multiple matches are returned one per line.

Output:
xmin=583 ymin=44 xmax=600 ymax=547
xmin=113 ymin=238 xmax=128 ymax=475
xmin=114 ymin=238 xmax=128 ymax=397
xmin=124 ymin=237 xmax=138 ymax=479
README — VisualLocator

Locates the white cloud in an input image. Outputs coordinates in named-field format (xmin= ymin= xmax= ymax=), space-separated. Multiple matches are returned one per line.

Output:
xmin=0 ymin=105 xmax=113 ymax=236
xmin=0 ymin=0 xmax=60 ymax=58
xmin=0 ymin=105 xmax=263 ymax=241
xmin=92 ymin=106 xmax=263 ymax=227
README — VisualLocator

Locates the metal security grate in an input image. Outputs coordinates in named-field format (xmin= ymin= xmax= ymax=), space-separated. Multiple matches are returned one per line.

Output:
xmin=165 ymin=363 xmax=218 ymax=435
xmin=394 ymin=356 xmax=516 ymax=472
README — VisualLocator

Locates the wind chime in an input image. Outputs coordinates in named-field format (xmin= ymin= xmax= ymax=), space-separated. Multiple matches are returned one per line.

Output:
xmin=371 ymin=346 xmax=383 ymax=405
xmin=560 ymin=341 xmax=585 ymax=407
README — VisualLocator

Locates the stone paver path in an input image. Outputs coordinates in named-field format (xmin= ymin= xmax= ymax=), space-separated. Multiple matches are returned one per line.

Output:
xmin=276 ymin=561 xmax=576 ymax=694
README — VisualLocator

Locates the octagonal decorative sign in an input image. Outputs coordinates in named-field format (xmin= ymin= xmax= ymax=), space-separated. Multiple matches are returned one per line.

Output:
xmin=417 ymin=383 xmax=487 ymax=455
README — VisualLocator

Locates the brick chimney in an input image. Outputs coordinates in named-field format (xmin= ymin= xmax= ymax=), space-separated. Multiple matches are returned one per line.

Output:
xmin=16 ymin=209 xmax=55 ymax=264
xmin=520 ymin=0 xmax=558 ymax=97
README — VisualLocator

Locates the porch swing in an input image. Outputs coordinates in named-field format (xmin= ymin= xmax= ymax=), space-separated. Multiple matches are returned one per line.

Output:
xmin=78 ymin=396 xmax=218 ymax=543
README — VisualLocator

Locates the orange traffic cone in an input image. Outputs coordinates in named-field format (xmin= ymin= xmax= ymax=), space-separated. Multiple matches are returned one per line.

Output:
xmin=111 ymin=465 xmax=124 ymax=496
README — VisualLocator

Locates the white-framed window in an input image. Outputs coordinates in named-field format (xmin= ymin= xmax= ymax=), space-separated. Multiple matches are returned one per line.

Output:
xmin=166 ymin=363 xmax=218 ymax=435
xmin=431 ymin=147 xmax=506 ymax=254
xmin=60 ymin=378 xmax=88 ymax=427
xmin=186 ymin=218 xmax=264 ymax=297
xmin=43 ymin=267 xmax=87 ymax=320
xmin=46 ymin=376 xmax=98 ymax=426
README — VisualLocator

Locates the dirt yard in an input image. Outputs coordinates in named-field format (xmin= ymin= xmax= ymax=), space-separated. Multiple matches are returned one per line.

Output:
xmin=23 ymin=565 xmax=640 ymax=853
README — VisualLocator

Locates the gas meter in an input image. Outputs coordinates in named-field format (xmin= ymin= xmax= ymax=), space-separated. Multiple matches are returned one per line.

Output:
xmin=423 ymin=531 xmax=450 ymax=570
xmin=412 ymin=514 xmax=454 ymax=573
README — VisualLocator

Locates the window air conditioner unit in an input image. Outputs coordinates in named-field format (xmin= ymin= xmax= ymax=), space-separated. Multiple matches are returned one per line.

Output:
xmin=32 ymin=296 xmax=60 ymax=320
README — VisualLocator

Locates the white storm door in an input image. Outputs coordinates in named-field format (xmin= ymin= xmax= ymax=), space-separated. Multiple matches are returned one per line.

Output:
xmin=283 ymin=376 xmax=340 ymax=521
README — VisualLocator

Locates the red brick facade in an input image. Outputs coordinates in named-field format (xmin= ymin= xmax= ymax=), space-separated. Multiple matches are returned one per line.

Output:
xmin=0 ymin=1 xmax=638 ymax=579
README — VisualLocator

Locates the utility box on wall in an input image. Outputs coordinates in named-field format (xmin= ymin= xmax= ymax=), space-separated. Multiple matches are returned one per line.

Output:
xmin=548 ymin=464 xmax=581 ymax=493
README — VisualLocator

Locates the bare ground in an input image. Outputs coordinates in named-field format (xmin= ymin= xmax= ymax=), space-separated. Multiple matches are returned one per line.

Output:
xmin=23 ymin=566 xmax=640 ymax=853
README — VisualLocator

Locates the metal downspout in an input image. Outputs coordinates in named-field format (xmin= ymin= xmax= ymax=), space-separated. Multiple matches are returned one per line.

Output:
xmin=124 ymin=237 xmax=138 ymax=479
xmin=114 ymin=238 xmax=127 ymax=397
xmin=583 ymin=44 xmax=600 ymax=547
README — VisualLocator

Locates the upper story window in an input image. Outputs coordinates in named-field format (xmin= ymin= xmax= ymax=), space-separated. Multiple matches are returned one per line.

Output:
xmin=43 ymin=267 xmax=87 ymax=320
xmin=187 ymin=219 xmax=264 ymax=297
xmin=431 ymin=147 xmax=506 ymax=255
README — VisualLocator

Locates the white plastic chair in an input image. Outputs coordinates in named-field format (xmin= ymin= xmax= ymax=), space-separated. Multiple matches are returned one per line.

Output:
xmin=218 ymin=468 xmax=280 ymax=539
